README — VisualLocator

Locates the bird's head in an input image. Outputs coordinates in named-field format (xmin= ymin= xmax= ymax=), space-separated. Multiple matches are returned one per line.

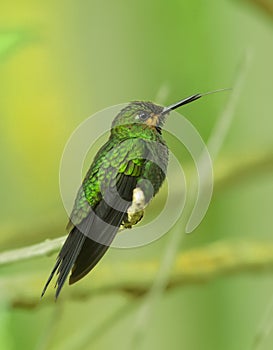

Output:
xmin=111 ymin=101 xmax=164 ymax=132
xmin=111 ymin=89 xmax=230 ymax=137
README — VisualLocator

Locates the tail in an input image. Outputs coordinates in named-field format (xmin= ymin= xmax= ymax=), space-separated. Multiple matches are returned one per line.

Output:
xmin=41 ymin=208 xmax=121 ymax=299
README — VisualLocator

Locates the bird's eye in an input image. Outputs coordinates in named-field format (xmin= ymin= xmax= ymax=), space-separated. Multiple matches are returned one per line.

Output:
xmin=136 ymin=111 xmax=149 ymax=121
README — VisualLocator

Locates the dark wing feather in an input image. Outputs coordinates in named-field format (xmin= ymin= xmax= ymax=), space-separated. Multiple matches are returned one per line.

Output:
xmin=41 ymin=170 xmax=139 ymax=299
xmin=69 ymin=173 xmax=137 ymax=284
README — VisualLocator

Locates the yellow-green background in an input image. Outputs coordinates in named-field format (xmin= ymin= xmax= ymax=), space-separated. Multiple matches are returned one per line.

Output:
xmin=1 ymin=0 xmax=273 ymax=349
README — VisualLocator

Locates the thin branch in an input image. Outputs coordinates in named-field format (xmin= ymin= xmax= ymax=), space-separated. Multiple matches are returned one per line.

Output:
xmin=214 ymin=151 xmax=273 ymax=191
xmin=0 ymin=236 xmax=65 ymax=266
xmin=4 ymin=240 xmax=273 ymax=309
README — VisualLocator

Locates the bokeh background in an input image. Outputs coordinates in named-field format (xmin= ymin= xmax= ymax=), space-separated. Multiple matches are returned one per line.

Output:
xmin=1 ymin=0 xmax=273 ymax=349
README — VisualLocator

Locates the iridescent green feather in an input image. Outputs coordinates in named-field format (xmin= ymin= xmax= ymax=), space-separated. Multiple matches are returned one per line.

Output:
xmin=69 ymin=138 xmax=148 ymax=227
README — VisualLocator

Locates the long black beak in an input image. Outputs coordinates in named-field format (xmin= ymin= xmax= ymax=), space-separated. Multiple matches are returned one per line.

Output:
xmin=161 ymin=88 xmax=231 ymax=115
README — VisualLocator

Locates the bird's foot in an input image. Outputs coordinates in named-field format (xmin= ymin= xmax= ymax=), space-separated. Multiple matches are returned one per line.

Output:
xmin=122 ymin=187 xmax=145 ymax=229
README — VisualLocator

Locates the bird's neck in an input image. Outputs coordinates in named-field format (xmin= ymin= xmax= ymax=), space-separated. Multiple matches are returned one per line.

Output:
xmin=111 ymin=123 xmax=164 ymax=142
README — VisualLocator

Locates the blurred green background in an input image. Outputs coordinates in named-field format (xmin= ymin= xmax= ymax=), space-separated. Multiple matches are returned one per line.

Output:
xmin=1 ymin=0 xmax=273 ymax=349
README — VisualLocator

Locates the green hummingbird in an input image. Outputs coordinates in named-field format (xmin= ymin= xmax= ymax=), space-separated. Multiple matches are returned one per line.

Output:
xmin=41 ymin=89 xmax=226 ymax=299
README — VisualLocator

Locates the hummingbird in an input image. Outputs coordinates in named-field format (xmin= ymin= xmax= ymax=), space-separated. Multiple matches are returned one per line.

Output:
xmin=41 ymin=89 xmax=227 ymax=299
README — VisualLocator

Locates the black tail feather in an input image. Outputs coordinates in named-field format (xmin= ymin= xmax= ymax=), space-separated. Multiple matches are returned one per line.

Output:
xmin=54 ymin=229 xmax=86 ymax=298
xmin=69 ymin=237 xmax=110 ymax=284
xmin=41 ymin=228 xmax=86 ymax=299
xmin=41 ymin=257 xmax=61 ymax=298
